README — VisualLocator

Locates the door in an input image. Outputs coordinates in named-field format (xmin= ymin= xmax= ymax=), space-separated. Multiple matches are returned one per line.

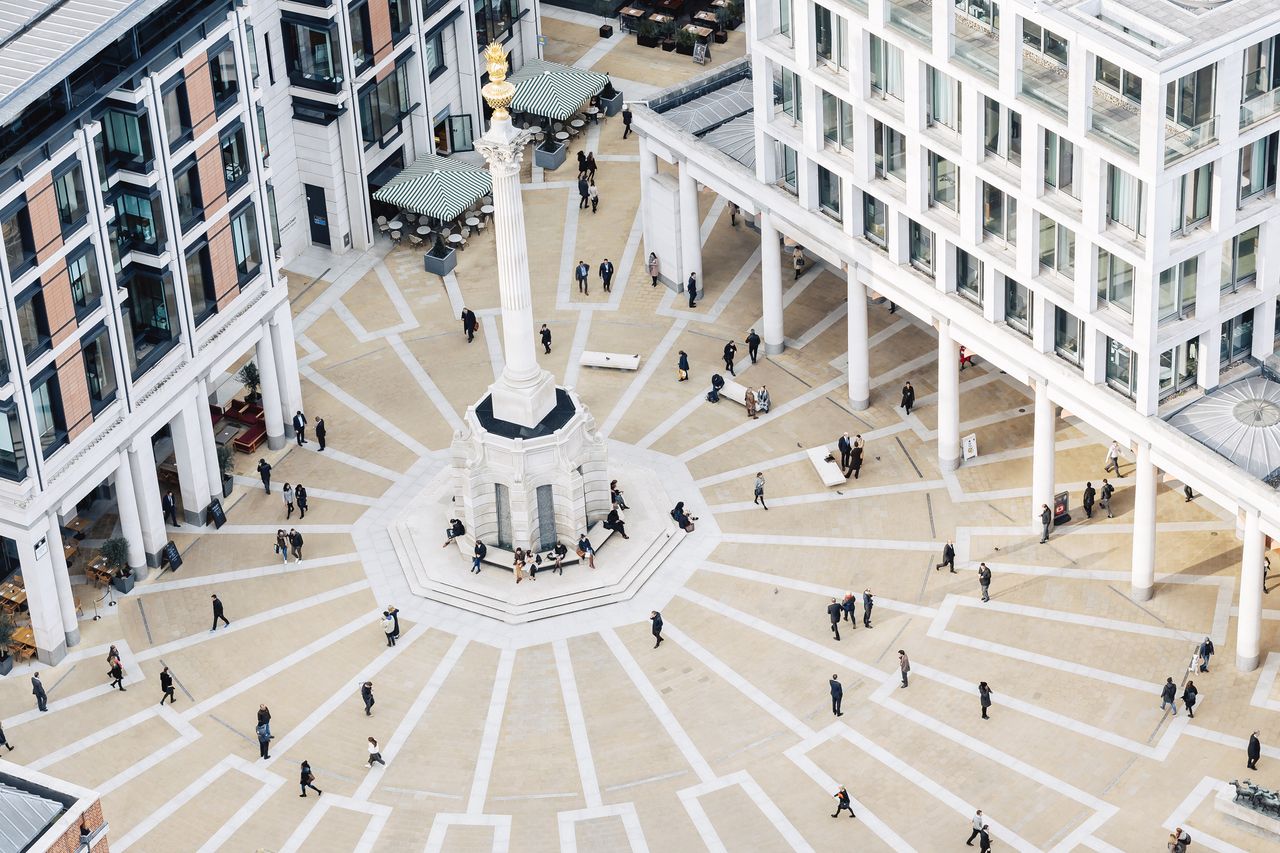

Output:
xmin=535 ymin=484 xmax=557 ymax=551
xmin=448 ymin=115 xmax=474 ymax=153
xmin=494 ymin=484 xmax=512 ymax=550
xmin=304 ymin=184 xmax=330 ymax=246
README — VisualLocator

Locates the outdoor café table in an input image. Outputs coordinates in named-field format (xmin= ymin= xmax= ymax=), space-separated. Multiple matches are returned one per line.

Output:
xmin=685 ymin=24 xmax=713 ymax=37
xmin=448 ymin=234 xmax=464 ymax=245
xmin=555 ymin=131 xmax=570 ymax=142
xmin=694 ymin=11 xmax=718 ymax=24
xmin=417 ymin=225 xmax=432 ymax=235
xmin=388 ymin=220 xmax=404 ymax=231
xmin=481 ymin=205 xmax=495 ymax=215
xmin=570 ymin=119 xmax=585 ymax=130
xmin=649 ymin=13 xmax=673 ymax=23
xmin=465 ymin=217 xmax=480 ymax=228
xmin=8 ymin=625 xmax=34 ymax=658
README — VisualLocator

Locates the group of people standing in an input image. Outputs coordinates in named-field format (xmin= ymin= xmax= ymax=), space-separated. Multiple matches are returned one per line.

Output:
xmin=836 ymin=432 xmax=865 ymax=479
xmin=576 ymin=152 xmax=601 ymax=213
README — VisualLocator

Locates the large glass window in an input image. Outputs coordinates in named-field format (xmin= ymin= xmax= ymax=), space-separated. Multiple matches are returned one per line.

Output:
xmin=1097 ymin=248 xmax=1134 ymax=314
xmin=173 ymin=160 xmax=203 ymax=230
xmin=67 ymin=246 xmax=101 ymax=317
xmin=53 ymin=164 xmax=87 ymax=232
xmin=929 ymin=152 xmax=957 ymax=211
xmin=119 ymin=268 xmax=178 ymax=377
xmin=1159 ymin=339 xmax=1199 ymax=399
xmin=927 ymin=66 xmax=961 ymax=132
xmin=814 ymin=4 xmax=847 ymax=67
xmin=231 ymin=204 xmax=262 ymax=281
xmin=82 ymin=327 xmax=117 ymax=413
xmin=1054 ymin=306 xmax=1083 ymax=365
xmin=162 ymin=81 xmax=192 ymax=148
xmin=1004 ymin=277 xmax=1031 ymax=334
xmin=1158 ymin=258 xmax=1197 ymax=322
xmin=0 ymin=401 xmax=28 ymax=480
xmin=283 ymin=19 xmax=341 ymax=91
xmin=863 ymin=193 xmax=887 ymax=248
xmin=1221 ymin=308 xmax=1254 ymax=367
xmin=1022 ymin=20 xmax=1067 ymax=65
xmin=350 ymin=1 xmax=373 ymax=71
xmin=359 ymin=63 xmax=412 ymax=146
xmin=1106 ymin=164 xmax=1146 ymax=236
xmin=245 ymin=23 xmax=260 ymax=87
xmin=1105 ymin=339 xmax=1137 ymax=398
xmin=774 ymin=141 xmax=797 ymax=192
xmin=1043 ymin=130 xmax=1075 ymax=197
xmin=1 ymin=204 xmax=35 ymax=274
xmin=908 ymin=221 xmax=934 ymax=277
xmin=475 ymin=0 xmax=519 ymax=44
xmin=102 ymin=108 xmax=153 ymax=172
xmin=425 ymin=31 xmax=446 ymax=77
xmin=874 ymin=120 xmax=905 ymax=182
xmin=778 ymin=0 xmax=791 ymax=36
xmin=389 ymin=0 xmax=412 ymax=40
xmin=983 ymin=98 xmax=1021 ymax=165
xmin=185 ymin=243 xmax=216 ymax=325
xmin=209 ymin=44 xmax=239 ymax=109
xmin=114 ymin=191 xmax=166 ymax=255
xmin=774 ymin=66 xmax=802 ymax=122
xmin=956 ymin=249 xmax=982 ymax=305
xmin=31 ymin=371 xmax=65 ymax=456
xmin=1222 ymin=226 xmax=1259 ymax=293
xmin=1239 ymin=132 xmax=1277 ymax=204
xmin=1096 ymin=58 xmax=1142 ymax=103
xmin=220 ymin=125 xmax=250 ymax=192
xmin=982 ymin=182 xmax=1016 ymax=245
xmin=15 ymin=288 xmax=50 ymax=361
xmin=1165 ymin=64 xmax=1215 ymax=129
xmin=869 ymin=35 xmax=904 ymax=100
xmin=1173 ymin=163 xmax=1212 ymax=234
xmin=817 ymin=166 xmax=841 ymax=219
xmin=1038 ymin=216 xmax=1075 ymax=279
xmin=822 ymin=91 xmax=855 ymax=151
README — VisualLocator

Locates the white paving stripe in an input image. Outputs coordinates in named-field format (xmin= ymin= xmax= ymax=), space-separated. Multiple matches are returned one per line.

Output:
xmin=699 ymin=561 xmax=937 ymax=618
xmin=388 ymin=334 xmax=465 ymax=432
xmin=599 ymin=318 xmax=687 ymax=437
xmin=677 ymin=376 xmax=847 ymax=462
xmin=561 ymin=311 xmax=593 ymax=389
xmin=278 ymin=795 xmax=391 ymax=853
xmin=557 ymin=803 xmax=649 ymax=853
xmin=296 ymin=444 xmax=402 ymax=482
xmin=1163 ymin=777 xmax=1246 ymax=853
xmin=301 ymin=365 xmax=429 ymax=456
xmin=554 ymin=640 xmax=602 ymax=808
xmin=468 ymin=647 xmax=516 ymax=813
xmin=230 ymin=476 xmax=378 ymax=506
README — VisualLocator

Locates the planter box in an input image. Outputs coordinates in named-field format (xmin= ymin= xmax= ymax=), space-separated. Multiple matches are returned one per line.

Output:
xmin=112 ymin=574 xmax=135 ymax=595
xmin=599 ymin=24 xmax=613 ymax=38
xmin=222 ymin=476 xmax=234 ymax=498
xmin=0 ymin=655 xmax=12 ymax=676
xmin=713 ymin=31 xmax=728 ymax=43
xmin=637 ymin=34 xmax=659 ymax=48
xmin=601 ymin=91 xmax=624 ymax=116
xmin=661 ymin=40 xmax=676 ymax=52
xmin=534 ymin=140 xmax=567 ymax=171
xmin=676 ymin=43 xmax=695 ymax=56
xmin=424 ymin=248 xmax=458 ymax=277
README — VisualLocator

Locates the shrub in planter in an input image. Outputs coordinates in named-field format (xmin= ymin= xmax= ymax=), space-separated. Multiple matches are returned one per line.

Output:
xmin=217 ymin=444 xmax=234 ymax=498
xmin=0 ymin=613 xmax=14 ymax=675
xmin=101 ymin=537 xmax=133 ymax=594
xmin=675 ymin=28 xmax=696 ymax=56
xmin=636 ymin=21 xmax=660 ymax=48
xmin=238 ymin=362 xmax=261 ymax=403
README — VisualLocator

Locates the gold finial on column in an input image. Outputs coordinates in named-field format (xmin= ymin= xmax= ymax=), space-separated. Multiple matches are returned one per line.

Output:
xmin=481 ymin=41 xmax=515 ymax=119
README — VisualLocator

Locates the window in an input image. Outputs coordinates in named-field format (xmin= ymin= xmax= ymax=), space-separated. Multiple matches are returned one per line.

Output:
xmin=264 ymin=33 xmax=276 ymax=85
xmin=425 ymin=31 xmax=446 ymax=78
xmin=1004 ymin=277 xmax=1031 ymax=334
xmin=231 ymin=204 xmax=262 ymax=281
xmin=1159 ymin=339 xmax=1199 ymax=399
xmin=114 ymin=190 xmax=166 ymax=254
xmin=173 ymin=160 xmax=203 ymax=230
xmin=1038 ymin=216 xmax=1075 ymax=279
xmin=983 ymin=98 xmax=1021 ymax=165
xmin=1172 ymin=163 xmax=1211 ymax=234
xmin=221 ymin=125 xmax=250 ymax=192
xmin=928 ymin=152 xmax=957 ymax=211
xmin=1165 ymin=65 xmax=1215 ymax=129
xmin=31 ymin=370 xmax=66 ymax=456
xmin=245 ymin=24 xmax=260 ymax=87
xmin=1222 ymin=226 xmax=1259 ymax=293
xmin=908 ymin=221 xmax=934 ymax=277
xmin=817 ymin=166 xmax=842 ymax=218
xmin=874 ymin=120 xmax=905 ymax=182
xmin=869 ymin=35 xmax=904 ymax=100
xmin=1095 ymin=57 xmax=1141 ymax=103
xmin=1043 ymin=130 xmax=1075 ymax=197
xmin=0 ymin=325 xmax=8 ymax=385
xmin=0 ymin=401 xmax=28 ymax=480
xmin=15 ymin=287 xmax=50 ymax=361
xmin=982 ymin=182 xmax=1016 ymax=245
xmin=863 ymin=193 xmax=887 ymax=248
xmin=209 ymin=44 xmax=239 ymax=109
xmin=102 ymin=108 xmax=153 ymax=172
xmin=822 ymin=91 xmax=855 ymax=151
xmin=956 ymin=249 xmax=983 ymax=305
xmin=814 ymin=4 xmax=846 ymax=68
xmin=1158 ymin=258 xmax=1197 ymax=322
xmin=1105 ymin=339 xmax=1137 ymax=398
xmin=2 ymin=204 xmax=35 ymax=274
xmin=1054 ymin=307 xmax=1083 ymax=365
xmin=82 ymin=327 xmax=117 ymax=413
xmin=1220 ymin=308 xmax=1254 ymax=367
xmin=778 ymin=0 xmax=791 ymax=36
xmin=1239 ymin=132 xmax=1277 ymax=204
xmin=774 ymin=141 xmax=797 ymax=192
xmin=185 ymin=243 xmax=216 ymax=325
xmin=162 ymin=82 xmax=192 ymax=149
xmin=350 ymin=1 xmax=373 ymax=72
xmin=774 ymin=66 xmax=802 ymax=122
xmin=389 ymin=0 xmax=412 ymax=41
xmin=119 ymin=268 xmax=179 ymax=377
xmin=1096 ymin=248 xmax=1134 ymax=314
xmin=1106 ymin=165 xmax=1146 ymax=236
xmin=475 ymin=0 xmax=519 ymax=44
xmin=67 ymin=246 xmax=101 ymax=317
xmin=266 ymin=182 xmax=282 ymax=255
xmin=927 ymin=66 xmax=961 ymax=132
xmin=1242 ymin=35 xmax=1280 ymax=102
xmin=958 ymin=0 xmax=999 ymax=26
xmin=359 ymin=62 xmax=412 ymax=146
xmin=283 ymin=18 xmax=342 ymax=91
xmin=53 ymin=164 xmax=87 ymax=232
xmin=1022 ymin=20 xmax=1067 ymax=65
xmin=257 ymin=104 xmax=269 ymax=164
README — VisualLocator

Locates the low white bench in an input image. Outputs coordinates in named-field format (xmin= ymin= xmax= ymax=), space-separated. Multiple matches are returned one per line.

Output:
xmin=719 ymin=379 xmax=750 ymax=406
xmin=806 ymin=446 xmax=847 ymax=487
xmin=580 ymin=351 xmax=640 ymax=370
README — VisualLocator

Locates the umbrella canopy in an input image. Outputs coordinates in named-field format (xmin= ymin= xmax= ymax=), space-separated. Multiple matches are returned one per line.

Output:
xmin=372 ymin=153 xmax=492 ymax=222
xmin=510 ymin=59 xmax=609 ymax=121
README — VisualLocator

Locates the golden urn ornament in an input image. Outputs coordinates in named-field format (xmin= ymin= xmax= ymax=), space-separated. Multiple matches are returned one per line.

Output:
xmin=481 ymin=42 xmax=515 ymax=118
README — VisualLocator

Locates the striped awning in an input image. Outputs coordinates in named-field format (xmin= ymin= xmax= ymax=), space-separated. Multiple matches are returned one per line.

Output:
xmin=510 ymin=59 xmax=609 ymax=121
xmin=371 ymin=153 xmax=492 ymax=222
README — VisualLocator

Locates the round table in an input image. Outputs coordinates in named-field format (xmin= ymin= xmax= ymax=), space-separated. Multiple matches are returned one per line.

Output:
xmin=417 ymin=225 xmax=432 ymax=236
xmin=447 ymin=234 xmax=463 ymax=245
xmin=570 ymin=119 xmax=585 ymax=129
xmin=480 ymin=205 xmax=494 ymax=215
xmin=528 ymin=126 xmax=542 ymax=135
xmin=465 ymin=217 xmax=480 ymax=228
xmin=555 ymin=132 xmax=569 ymax=142
xmin=388 ymin=220 xmax=404 ymax=231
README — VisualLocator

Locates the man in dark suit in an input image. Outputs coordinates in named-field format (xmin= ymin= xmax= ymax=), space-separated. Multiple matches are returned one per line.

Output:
xmin=900 ymin=381 xmax=915 ymax=415
xmin=862 ymin=589 xmax=874 ymax=628
xmin=540 ymin=324 xmax=552 ymax=354
xmin=827 ymin=598 xmax=842 ymax=641
xmin=838 ymin=433 xmax=853 ymax=473
xmin=292 ymin=411 xmax=307 ymax=446
xmin=599 ymin=258 xmax=614 ymax=292
xmin=160 ymin=667 xmax=176 ymax=705
xmin=472 ymin=540 xmax=486 ymax=574
xmin=722 ymin=341 xmax=737 ymax=376
xmin=745 ymin=329 xmax=761 ymax=363
xmin=257 ymin=458 xmax=271 ymax=494
xmin=31 ymin=672 xmax=47 ymax=712
xmin=1249 ymin=731 xmax=1262 ymax=769
xmin=829 ymin=674 xmax=843 ymax=716
xmin=575 ymin=260 xmax=590 ymax=294
xmin=650 ymin=611 xmax=663 ymax=648
xmin=162 ymin=490 xmax=178 ymax=527
xmin=850 ymin=436 xmax=864 ymax=479
xmin=1082 ymin=482 xmax=1096 ymax=518
xmin=687 ymin=273 xmax=697 ymax=308
xmin=935 ymin=539 xmax=955 ymax=572
xmin=211 ymin=593 xmax=230 ymax=631
xmin=461 ymin=307 xmax=477 ymax=343
xmin=315 ymin=417 xmax=326 ymax=451
xmin=1100 ymin=479 xmax=1115 ymax=518
xmin=1040 ymin=503 xmax=1053 ymax=543
xmin=362 ymin=681 xmax=375 ymax=716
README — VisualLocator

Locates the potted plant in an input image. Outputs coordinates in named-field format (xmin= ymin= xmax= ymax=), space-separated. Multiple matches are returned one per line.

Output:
xmin=217 ymin=444 xmax=235 ymax=498
xmin=102 ymin=537 xmax=134 ymax=595
xmin=729 ymin=0 xmax=744 ymax=28
xmin=675 ymin=27 xmax=696 ymax=56
xmin=714 ymin=8 xmax=731 ymax=42
xmin=423 ymin=232 xmax=458 ymax=276
xmin=661 ymin=23 xmax=677 ymax=51
xmin=0 ymin=613 xmax=14 ymax=675
xmin=238 ymin=362 xmax=261 ymax=403
xmin=599 ymin=77 xmax=624 ymax=116
xmin=636 ymin=20 xmax=660 ymax=48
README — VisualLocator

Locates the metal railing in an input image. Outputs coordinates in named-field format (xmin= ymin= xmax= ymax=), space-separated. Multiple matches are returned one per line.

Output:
xmin=1165 ymin=116 xmax=1218 ymax=164
xmin=1240 ymin=88 xmax=1280 ymax=128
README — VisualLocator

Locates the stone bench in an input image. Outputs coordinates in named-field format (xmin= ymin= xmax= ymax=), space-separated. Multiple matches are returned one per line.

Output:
xmin=719 ymin=379 xmax=750 ymax=406
xmin=580 ymin=351 xmax=640 ymax=370
xmin=806 ymin=446 xmax=847 ymax=487
xmin=453 ymin=521 xmax=616 ymax=571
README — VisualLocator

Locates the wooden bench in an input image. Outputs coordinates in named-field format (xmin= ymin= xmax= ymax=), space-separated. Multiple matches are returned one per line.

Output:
xmin=718 ymin=379 xmax=750 ymax=406
xmin=806 ymin=446 xmax=847 ymax=487
xmin=579 ymin=351 xmax=640 ymax=371
xmin=233 ymin=423 xmax=267 ymax=453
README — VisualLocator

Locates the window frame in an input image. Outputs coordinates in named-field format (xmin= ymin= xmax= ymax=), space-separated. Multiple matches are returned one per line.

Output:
xmin=66 ymin=242 xmax=102 ymax=320
xmin=1158 ymin=258 xmax=1197 ymax=322
xmin=230 ymin=202 xmax=263 ymax=284
xmin=908 ymin=220 xmax=935 ymax=277
xmin=14 ymin=282 xmax=51 ymax=362
xmin=1221 ymin=225 xmax=1259 ymax=293
xmin=208 ymin=42 xmax=240 ymax=112
xmin=81 ymin=324 xmax=118 ymax=415
xmin=862 ymin=193 xmax=887 ymax=248
xmin=1053 ymin=305 xmax=1084 ymax=366
xmin=928 ymin=151 xmax=958 ymax=212
xmin=1043 ymin=130 xmax=1075 ymax=198
xmin=1037 ymin=215 xmax=1075 ymax=279
xmin=1096 ymin=247 xmax=1135 ymax=315
xmin=1 ymin=200 xmax=36 ymax=277
xmin=955 ymin=249 xmax=983 ymax=305
xmin=172 ymin=156 xmax=204 ymax=232
xmin=161 ymin=78 xmax=193 ymax=151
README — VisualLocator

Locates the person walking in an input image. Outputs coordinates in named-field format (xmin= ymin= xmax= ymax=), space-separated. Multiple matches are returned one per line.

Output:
xmin=293 ymin=411 xmax=308 ymax=446
xmin=744 ymin=386 xmax=758 ymax=420
xmin=745 ymin=329 xmax=760 ymax=363
xmin=1039 ymin=503 xmax=1053 ymax=543
xmin=472 ymin=539 xmax=487 ymax=574
xmin=283 ymin=483 xmax=295 ymax=520
xmin=1104 ymin=440 xmax=1123 ymax=475
xmin=650 ymin=611 xmax=663 ymax=648
xmin=647 ymin=252 xmax=660 ymax=287
xmin=723 ymin=341 xmax=736 ymax=375
xmin=606 ymin=508 xmax=629 ymax=539
xmin=753 ymin=473 xmax=767 ymax=510
xmin=792 ymin=246 xmax=805 ymax=280
xmin=387 ymin=605 xmax=400 ymax=641
xmin=831 ymin=786 xmax=855 ymax=819
xmin=289 ymin=528 xmax=304 ymax=562
xmin=108 ymin=659 xmax=126 ymax=691
xmin=382 ymin=612 xmax=396 ymax=647
xmin=828 ymin=598 xmax=842 ymax=641
xmin=978 ymin=825 xmax=991 ymax=853
xmin=829 ymin=674 xmax=843 ymax=717
xmin=296 ymin=485 xmax=308 ymax=520
xmin=31 ymin=672 xmax=47 ymax=712
xmin=850 ymin=435 xmax=863 ymax=479
xmin=1160 ymin=677 xmax=1178 ymax=715
xmin=900 ymin=381 xmax=915 ymax=415
xmin=588 ymin=181 xmax=599 ymax=213
xmin=677 ymin=350 xmax=690 ymax=382
xmin=1100 ymin=479 xmax=1115 ymax=518
xmin=576 ymin=150 xmax=587 ymax=180
xmin=256 ymin=720 xmax=272 ymax=759
xmin=1248 ymin=731 xmax=1262 ymax=769
xmin=935 ymin=539 xmax=956 ymax=573
xmin=687 ymin=272 xmax=698 ymax=308
xmin=577 ymin=176 xmax=590 ymax=209
xmin=257 ymin=458 xmax=272 ymax=494
xmin=841 ymin=592 xmax=856 ymax=627
xmin=461 ymin=307 xmax=478 ymax=343
xmin=575 ymin=260 xmax=590 ymax=294
xmin=1082 ymin=482 xmax=1096 ymax=519
xmin=366 ymin=736 xmax=387 ymax=768
xmin=898 ymin=650 xmax=910 ymax=687
xmin=275 ymin=529 xmax=289 ymax=564
xmin=1198 ymin=636 xmax=1214 ymax=672
xmin=585 ymin=152 xmax=598 ymax=181
xmin=315 ymin=417 xmax=326 ymax=452
xmin=300 ymin=760 xmax=322 ymax=797
xmin=540 ymin=323 xmax=552 ymax=354
xmin=979 ymin=682 xmax=993 ymax=719
xmin=361 ymin=681 xmax=375 ymax=716
xmin=965 ymin=810 xmax=985 ymax=845
xmin=1184 ymin=485 xmax=1194 ymax=502
xmin=0 ymin=721 xmax=13 ymax=751
xmin=978 ymin=563 xmax=992 ymax=602
xmin=622 ymin=105 xmax=633 ymax=138
xmin=160 ymin=667 xmax=176 ymax=705
xmin=862 ymin=589 xmax=874 ymax=627
xmin=211 ymin=594 xmax=230 ymax=631
xmin=599 ymin=258 xmax=614 ymax=292
xmin=1182 ymin=680 xmax=1198 ymax=718
xmin=838 ymin=433 xmax=853 ymax=473
xmin=163 ymin=490 xmax=179 ymax=527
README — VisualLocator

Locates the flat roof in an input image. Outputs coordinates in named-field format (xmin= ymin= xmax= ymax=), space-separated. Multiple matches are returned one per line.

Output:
xmin=1041 ymin=0 xmax=1280 ymax=62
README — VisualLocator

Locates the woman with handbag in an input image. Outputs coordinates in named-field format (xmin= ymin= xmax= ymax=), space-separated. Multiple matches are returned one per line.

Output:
xmin=671 ymin=502 xmax=697 ymax=532
xmin=299 ymin=760 xmax=322 ymax=797
xmin=576 ymin=534 xmax=596 ymax=569
xmin=513 ymin=547 xmax=526 ymax=583
xmin=677 ymin=350 xmax=689 ymax=382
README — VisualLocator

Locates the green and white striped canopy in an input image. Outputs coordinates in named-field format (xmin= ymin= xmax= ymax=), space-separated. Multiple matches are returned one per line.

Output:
xmin=372 ymin=153 xmax=492 ymax=222
xmin=510 ymin=59 xmax=609 ymax=121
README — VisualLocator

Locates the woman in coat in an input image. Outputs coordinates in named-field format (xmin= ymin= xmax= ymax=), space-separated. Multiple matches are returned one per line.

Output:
xmin=978 ymin=682 xmax=993 ymax=719
xmin=282 ymin=483 xmax=294 ymax=519
xmin=606 ymin=508 xmax=629 ymax=539
xmin=744 ymin=386 xmax=758 ymax=419
xmin=513 ymin=547 xmax=526 ymax=583
xmin=756 ymin=385 xmax=770 ymax=413
xmin=300 ymin=760 xmax=322 ymax=796
xmin=900 ymin=381 xmax=915 ymax=415
xmin=275 ymin=529 xmax=289 ymax=564
xmin=677 ymin=350 xmax=690 ymax=381
xmin=1182 ymin=680 xmax=1198 ymax=718
xmin=792 ymin=246 xmax=805 ymax=279
xmin=647 ymin=253 xmax=661 ymax=287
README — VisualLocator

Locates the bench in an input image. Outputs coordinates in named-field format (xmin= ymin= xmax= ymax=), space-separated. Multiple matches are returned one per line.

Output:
xmin=718 ymin=379 xmax=750 ymax=406
xmin=233 ymin=423 xmax=267 ymax=453
xmin=580 ymin=351 xmax=640 ymax=370
xmin=806 ymin=446 xmax=847 ymax=487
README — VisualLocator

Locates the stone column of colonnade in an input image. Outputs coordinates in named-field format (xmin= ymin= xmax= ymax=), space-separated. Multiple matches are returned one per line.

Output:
xmin=758 ymin=210 xmax=784 ymax=355
xmin=936 ymin=323 xmax=960 ymax=472
xmin=1237 ymin=509 xmax=1265 ymax=671
xmin=678 ymin=160 xmax=702 ymax=292
xmin=1130 ymin=441 xmax=1157 ymax=602
xmin=1030 ymin=380 xmax=1055 ymax=534
xmin=846 ymin=266 xmax=869 ymax=411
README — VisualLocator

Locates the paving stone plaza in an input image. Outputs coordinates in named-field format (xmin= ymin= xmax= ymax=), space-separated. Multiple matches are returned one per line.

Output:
xmin=3 ymin=13 xmax=1280 ymax=852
